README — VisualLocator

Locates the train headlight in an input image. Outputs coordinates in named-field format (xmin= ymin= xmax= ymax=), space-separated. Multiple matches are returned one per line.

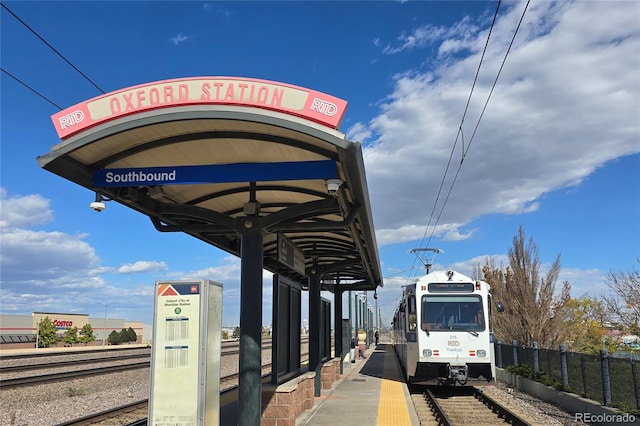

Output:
xmin=476 ymin=349 xmax=487 ymax=357
xmin=423 ymin=349 xmax=432 ymax=357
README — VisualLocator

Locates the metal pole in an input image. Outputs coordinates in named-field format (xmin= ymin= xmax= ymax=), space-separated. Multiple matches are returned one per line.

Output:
xmin=238 ymin=230 xmax=264 ymax=426
xmin=309 ymin=264 xmax=322 ymax=396
xmin=99 ymin=302 xmax=116 ymax=346
xmin=104 ymin=305 xmax=108 ymax=346
xmin=364 ymin=292 xmax=368 ymax=348
xmin=375 ymin=294 xmax=379 ymax=331
xmin=354 ymin=293 xmax=359 ymax=338
xmin=348 ymin=291 xmax=352 ymax=340
xmin=35 ymin=319 xmax=40 ymax=348
xmin=334 ymin=289 xmax=343 ymax=374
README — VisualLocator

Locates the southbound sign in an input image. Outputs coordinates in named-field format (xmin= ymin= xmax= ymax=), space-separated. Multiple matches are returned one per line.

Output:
xmin=51 ymin=76 xmax=348 ymax=139
xmin=93 ymin=160 xmax=337 ymax=187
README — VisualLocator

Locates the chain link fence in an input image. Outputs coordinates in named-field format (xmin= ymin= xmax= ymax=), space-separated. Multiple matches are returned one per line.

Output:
xmin=496 ymin=340 xmax=640 ymax=412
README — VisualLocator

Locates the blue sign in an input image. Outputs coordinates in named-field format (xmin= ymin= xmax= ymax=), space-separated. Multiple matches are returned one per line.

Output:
xmin=93 ymin=160 xmax=337 ymax=187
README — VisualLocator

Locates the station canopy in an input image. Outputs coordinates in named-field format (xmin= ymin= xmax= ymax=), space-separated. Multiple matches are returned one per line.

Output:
xmin=38 ymin=77 xmax=383 ymax=291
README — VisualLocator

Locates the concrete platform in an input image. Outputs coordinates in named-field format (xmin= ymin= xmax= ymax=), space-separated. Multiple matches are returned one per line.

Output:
xmin=296 ymin=342 xmax=419 ymax=426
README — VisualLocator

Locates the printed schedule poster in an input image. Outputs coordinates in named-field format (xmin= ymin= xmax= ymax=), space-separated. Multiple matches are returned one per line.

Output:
xmin=149 ymin=280 xmax=222 ymax=426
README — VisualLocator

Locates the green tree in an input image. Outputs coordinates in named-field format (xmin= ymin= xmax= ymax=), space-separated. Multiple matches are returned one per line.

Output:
xmin=126 ymin=327 xmax=137 ymax=343
xmin=222 ymin=330 xmax=229 ymax=340
xmin=36 ymin=317 xmax=58 ymax=348
xmin=601 ymin=260 xmax=640 ymax=335
xmin=63 ymin=326 xmax=79 ymax=346
xmin=79 ymin=324 xmax=96 ymax=346
xmin=483 ymin=226 xmax=571 ymax=348
xmin=561 ymin=296 xmax=618 ymax=354
xmin=108 ymin=330 xmax=121 ymax=345
xmin=232 ymin=327 xmax=240 ymax=339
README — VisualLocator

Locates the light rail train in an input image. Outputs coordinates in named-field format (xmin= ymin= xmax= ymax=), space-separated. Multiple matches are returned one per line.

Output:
xmin=392 ymin=269 xmax=503 ymax=385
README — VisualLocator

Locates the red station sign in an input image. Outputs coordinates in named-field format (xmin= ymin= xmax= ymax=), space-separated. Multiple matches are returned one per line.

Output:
xmin=51 ymin=77 xmax=348 ymax=139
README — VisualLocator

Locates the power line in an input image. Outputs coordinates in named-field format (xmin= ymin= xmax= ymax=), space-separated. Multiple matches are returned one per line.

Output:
xmin=423 ymin=0 xmax=531 ymax=254
xmin=1 ymin=3 xmax=106 ymax=94
xmin=407 ymin=0 xmax=530 ymax=284
xmin=1 ymin=67 xmax=62 ymax=110
xmin=405 ymin=0 xmax=503 ymax=285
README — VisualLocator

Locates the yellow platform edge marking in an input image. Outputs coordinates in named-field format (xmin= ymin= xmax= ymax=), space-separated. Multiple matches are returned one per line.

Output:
xmin=376 ymin=345 xmax=412 ymax=425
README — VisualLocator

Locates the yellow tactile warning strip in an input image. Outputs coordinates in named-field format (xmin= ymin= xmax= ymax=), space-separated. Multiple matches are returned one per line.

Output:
xmin=376 ymin=345 xmax=413 ymax=425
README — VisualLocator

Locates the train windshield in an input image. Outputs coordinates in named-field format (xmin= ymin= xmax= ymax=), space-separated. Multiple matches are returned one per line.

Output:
xmin=421 ymin=295 xmax=485 ymax=332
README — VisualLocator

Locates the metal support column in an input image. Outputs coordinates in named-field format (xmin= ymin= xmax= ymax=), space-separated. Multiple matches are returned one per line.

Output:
xmin=308 ymin=264 xmax=322 ymax=396
xmin=334 ymin=289 xmax=343 ymax=374
xmin=238 ymin=230 xmax=264 ymax=426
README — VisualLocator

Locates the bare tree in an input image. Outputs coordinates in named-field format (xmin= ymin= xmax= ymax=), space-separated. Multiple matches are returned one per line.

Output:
xmin=483 ymin=226 xmax=570 ymax=348
xmin=601 ymin=260 xmax=640 ymax=335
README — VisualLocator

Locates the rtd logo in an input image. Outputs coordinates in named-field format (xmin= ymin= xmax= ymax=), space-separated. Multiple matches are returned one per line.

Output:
xmin=53 ymin=320 xmax=73 ymax=327
xmin=310 ymin=98 xmax=338 ymax=116
xmin=58 ymin=110 xmax=85 ymax=129
xmin=447 ymin=340 xmax=460 ymax=347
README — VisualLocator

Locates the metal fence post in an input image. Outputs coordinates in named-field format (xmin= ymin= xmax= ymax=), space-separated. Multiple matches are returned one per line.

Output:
xmin=580 ymin=354 xmax=588 ymax=399
xmin=600 ymin=348 xmax=611 ymax=406
xmin=533 ymin=341 xmax=539 ymax=377
xmin=512 ymin=340 xmax=518 ymax=367
xmin=632 ymin=359 xmax=640 ymax=410
xmin=496 ymin=339 xmax=503 ymax=368
xmin=560 ymin=344 xmax=568 ymax=389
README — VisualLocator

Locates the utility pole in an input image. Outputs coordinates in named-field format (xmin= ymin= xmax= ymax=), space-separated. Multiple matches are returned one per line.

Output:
xmin=99 ymin=302 xmax=117 ymax=346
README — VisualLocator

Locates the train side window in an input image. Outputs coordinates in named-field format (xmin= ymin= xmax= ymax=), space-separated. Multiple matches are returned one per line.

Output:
xmin=407 ymin=295 xmax=417 ymax=331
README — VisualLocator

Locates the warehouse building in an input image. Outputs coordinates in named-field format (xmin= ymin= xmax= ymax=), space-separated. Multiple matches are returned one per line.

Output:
xmin=0 ymin=312 xmax=145 ymax=349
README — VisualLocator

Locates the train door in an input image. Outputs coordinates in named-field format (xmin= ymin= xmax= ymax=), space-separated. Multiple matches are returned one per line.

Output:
xmin=405 ymin=287 xmax=419 ymax=380
xmin=487 ymin=292 xmax=497 ymax=380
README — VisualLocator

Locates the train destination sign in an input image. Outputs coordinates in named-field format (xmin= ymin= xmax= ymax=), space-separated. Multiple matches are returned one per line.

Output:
xmin=92 ymin=160 xmax=337 ymax=187
xmin=51 ymin=76 xmax=348 ymax=139
xmin=428 ymin=283 xmax=475 ymax=293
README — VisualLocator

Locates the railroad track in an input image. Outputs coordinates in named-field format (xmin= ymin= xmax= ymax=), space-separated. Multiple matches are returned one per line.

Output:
xmin=410 ymin=385 xmax=535 ymax=425
xmin=0 ymin=352 xmax=150 ymax=373
xmin=0 ymin=361 xmax=151 ymax=388
xmin=0 ymin=340 xmax=308 ymax=389
xmin=51 ymin=354 xmax=311 ymax=425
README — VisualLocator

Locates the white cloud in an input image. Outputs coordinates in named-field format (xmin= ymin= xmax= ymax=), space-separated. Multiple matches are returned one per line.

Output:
xmin=381 ymin=16 xmax=480 ymax=55
xmin=118 ymin=261 xmax=168 ymax=274
xmin=171 ymin=33 xmax=188 ymax=45
xmin=0 ymin=188 xmax=53 ymax=228
xmin=363 ymin=1 xmax=639 ymax=246
xmin=346 ymin=122 xmax=373 ymax=144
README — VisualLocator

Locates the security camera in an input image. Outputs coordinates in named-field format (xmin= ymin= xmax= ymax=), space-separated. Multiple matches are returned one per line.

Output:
xmin=90 ymin=201 xmax=106 ymax=212
xmin=326 ymin=179 xmax=343 ymax=195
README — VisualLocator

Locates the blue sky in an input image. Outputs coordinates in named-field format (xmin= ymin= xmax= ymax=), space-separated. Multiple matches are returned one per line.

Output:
xmin=1 ymin=1 xmax=638 ymax=329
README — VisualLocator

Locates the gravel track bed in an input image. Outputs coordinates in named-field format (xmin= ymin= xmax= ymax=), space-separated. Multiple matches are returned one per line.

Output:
xmin=0 ymin=348 xmax=150 ymax=368
xmin=483 ymin=381 xmax=587 ymax=425
xmin=0 ymin=349 xmax=266 ymax=426
xmin=0 ymin=347 xmax=586 ymax=426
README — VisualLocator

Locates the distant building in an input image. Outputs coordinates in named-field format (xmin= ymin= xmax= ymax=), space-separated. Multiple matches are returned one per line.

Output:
xmin=0 ymin=312 xmax=146 ymax=349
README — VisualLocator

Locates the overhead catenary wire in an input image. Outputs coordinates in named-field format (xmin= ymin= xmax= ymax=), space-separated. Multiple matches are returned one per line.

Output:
xmin=406 ymin=0 xmax=530 ymax=285
xmin=1 ymin=67 xmax=63 ymax=110
xmin=1 ymin=3 xmax=106 ymax=94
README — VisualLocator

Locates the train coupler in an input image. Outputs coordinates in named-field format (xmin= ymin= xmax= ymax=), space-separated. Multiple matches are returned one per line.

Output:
xmin=448 ymin=365 xmax=468 ymax=385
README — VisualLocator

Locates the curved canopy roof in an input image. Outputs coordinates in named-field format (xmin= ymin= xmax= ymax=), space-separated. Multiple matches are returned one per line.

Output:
xmin=38 ymin=77 xmax=383 ymax=291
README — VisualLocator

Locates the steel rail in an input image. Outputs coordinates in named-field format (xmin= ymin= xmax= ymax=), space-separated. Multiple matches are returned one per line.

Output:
xmin=0 ymin=353 xmax=150 ymax=373
xmin=423 ymin=387 xmax=456 ymax=426
xmin=0 ymin=361 xmax=150 ymax=388
xmin=474 ymin=387 xmax=533 ymax=426
xmin=421 ymin=386 xmax=533 ymax=426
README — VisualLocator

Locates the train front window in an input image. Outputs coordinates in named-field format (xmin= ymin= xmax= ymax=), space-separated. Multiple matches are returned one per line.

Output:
xmin=421 ymin=295 xmax=485 ymax=332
